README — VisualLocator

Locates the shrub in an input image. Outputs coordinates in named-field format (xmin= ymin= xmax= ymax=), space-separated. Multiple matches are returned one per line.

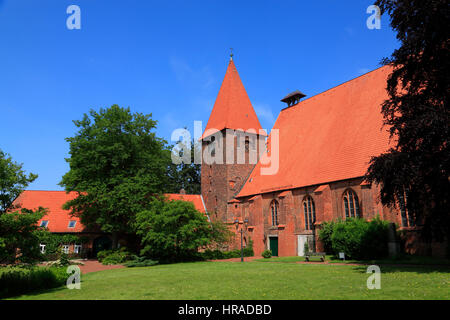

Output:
xmin=304 ymin=241 xmax=310 ymax=255
xmin=318 ymin=221 xmax=335 ymax=253
xmin=262 ymin=250 xmax=272 ymax=259
xmin=0 ymin=209 xmax=45 ymax=264
xmin=97 ymin=248 xmax=135 ymax=265
xmin=58 ymin=252 xmax=70 ymax=267
xmin=124 ymin=257 xmax=159 ymax=268
xmin=201 ymin=242 xmax=254 ymax=260
xmin=330 ymin=217 xmax=390 ymax=260
xmin=0 ymin=266 xmax=68 ymax=298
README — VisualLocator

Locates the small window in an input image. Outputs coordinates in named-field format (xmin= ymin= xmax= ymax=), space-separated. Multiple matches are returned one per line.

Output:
xmin=68 ymin=220 xmax=77 ymax=228
xmin=74 ymin=244 xmax=82 ymax=254
xmin=245 ymin=137 xmax=250 ymax=151
xmin=209 ymin=137 xmax=216 ymax=157
xmin=270 ymin=200 xmax=279 ymax=226
xmin=343 ymin=189 xmax=360 ymax=218
xmin=40 ymin=220 xmax=49 ymax=228
xmin=62 ymin=245 xmax=70 ymax=254
xmin=40 ymin=244 xmax=46 ymax=254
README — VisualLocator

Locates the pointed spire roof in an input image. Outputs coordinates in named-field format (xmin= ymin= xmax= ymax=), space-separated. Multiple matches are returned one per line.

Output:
xmin=202 ymin=59 xmax=267 ymax=139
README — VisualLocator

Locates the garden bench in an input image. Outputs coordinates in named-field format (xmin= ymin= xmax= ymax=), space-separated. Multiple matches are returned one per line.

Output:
xmin=304 ymin=252 xmax=326 ymax=262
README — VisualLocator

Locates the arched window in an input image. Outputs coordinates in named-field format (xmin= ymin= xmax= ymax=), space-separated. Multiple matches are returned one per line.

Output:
xmin=303 ymin=196 xmax=316 ymax=230
xmin=209 ymin=136 xmax=216 ymax=156
xmin=343 ymin=189 xmax=360 ymax=218
xmin=270 ymin=200 xmax=279 ymax=226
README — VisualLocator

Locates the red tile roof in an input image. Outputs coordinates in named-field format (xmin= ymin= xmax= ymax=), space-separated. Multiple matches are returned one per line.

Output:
xmin=237 ymin=66 xmax=394 ymax=197
xmin=12 ymin=191 xmax=206 ymax=233
xmin=202 ymin=59 xmax=267 ymax=139
xmin=12 ymin=191 xmax=83 ymax=233
xmin=165 ymin=193 xmax=206 ymax=213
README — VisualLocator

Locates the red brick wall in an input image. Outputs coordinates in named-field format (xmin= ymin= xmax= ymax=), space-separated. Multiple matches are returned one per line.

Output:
xmin=226 ymin=178 xmax=422 ymax=257
xmin=204 ymin=154 xmax=447 ymax=258
xmin=202 ymin=130 xmax=265 ymax=223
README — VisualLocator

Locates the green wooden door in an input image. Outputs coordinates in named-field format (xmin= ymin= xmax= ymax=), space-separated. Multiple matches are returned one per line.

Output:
xmin=269 ymin=237 xmax=279 ymax=256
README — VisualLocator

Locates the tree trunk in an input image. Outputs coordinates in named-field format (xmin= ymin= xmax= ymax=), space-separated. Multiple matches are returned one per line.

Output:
xmin=112 ymin=232 xmax=119 ymax=249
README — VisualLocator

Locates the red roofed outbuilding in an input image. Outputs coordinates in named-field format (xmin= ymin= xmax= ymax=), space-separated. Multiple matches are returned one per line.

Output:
xmin=12 ymin=190 xmax=207 ymax=257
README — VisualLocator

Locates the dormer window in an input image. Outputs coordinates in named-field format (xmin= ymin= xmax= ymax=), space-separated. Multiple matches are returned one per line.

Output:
xmin=68 ymin=220 xmax=77 ymax=228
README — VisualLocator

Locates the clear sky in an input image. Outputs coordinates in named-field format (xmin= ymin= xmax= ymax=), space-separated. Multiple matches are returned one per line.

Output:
xmin=0 ymin=0 xmax=399 ymax=191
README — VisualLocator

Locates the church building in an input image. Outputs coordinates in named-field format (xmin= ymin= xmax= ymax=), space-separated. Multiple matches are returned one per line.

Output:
xmin=200 ymin=56 xmax=442 ymax=257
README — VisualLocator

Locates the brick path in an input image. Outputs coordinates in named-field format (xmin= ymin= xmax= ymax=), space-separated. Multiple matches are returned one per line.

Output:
xmin=76 ymin=260 xmax=125 ymax=274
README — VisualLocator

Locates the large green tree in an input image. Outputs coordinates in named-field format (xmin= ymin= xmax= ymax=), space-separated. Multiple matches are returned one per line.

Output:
xmin=367 ymin=1 xmax=449 ymax=249
xmin=60 ymin=105 xmax=171 ymax=248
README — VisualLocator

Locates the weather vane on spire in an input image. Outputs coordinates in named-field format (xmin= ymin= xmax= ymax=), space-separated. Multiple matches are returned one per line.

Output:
xmin=230 ymin=48 xmax=234 ymax=61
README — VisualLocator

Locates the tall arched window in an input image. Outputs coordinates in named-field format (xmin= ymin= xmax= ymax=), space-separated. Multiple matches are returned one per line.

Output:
xmin=343 ymin=189 xmax=360 ymax=218
xmin=270 ymin=200 xmax=279 ymax=226
xmin=303 ymin=196 xmax=316 ymax=230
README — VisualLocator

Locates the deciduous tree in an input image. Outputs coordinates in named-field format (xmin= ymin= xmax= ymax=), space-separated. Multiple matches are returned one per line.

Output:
xmin=60 ymin=105 xmax=171 ymax=248
xmin=367 ymin=1 xmax=449 ymax=251
xmin=135 ymin=199 xmax=231 ymax=262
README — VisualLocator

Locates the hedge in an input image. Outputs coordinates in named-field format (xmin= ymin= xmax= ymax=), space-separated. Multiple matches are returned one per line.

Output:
xmin=0 ymin=266 xmax=68 ymax=298
xmin=319 ymin=217 xmax=391 ymax=260
xmin=202 ymin=246 xmax=254 ymax=260
xmin=97 ymin=248 xmax=137 ymax=265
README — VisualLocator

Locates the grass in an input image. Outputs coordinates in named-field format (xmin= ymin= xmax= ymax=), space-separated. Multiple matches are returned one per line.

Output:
xmin=255 ymin=255 xmax=450 ymax=265
xmin=6 ymin=261 xmax=450 ymax=300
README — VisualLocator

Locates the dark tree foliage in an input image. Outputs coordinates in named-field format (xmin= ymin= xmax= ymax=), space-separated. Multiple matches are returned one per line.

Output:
xmin=60 ymin=105 xmax=172 ymax=248
xmin=367 ymin=1 xmax=450 ymax=245
xmin=166 ymin=139 xmax=201 ymax=195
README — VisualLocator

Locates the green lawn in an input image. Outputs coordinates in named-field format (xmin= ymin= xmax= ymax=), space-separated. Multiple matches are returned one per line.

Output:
xmin=255 ymin=255 xmax=450 ymax=265
xmin=7 ymin=261 xmax=450 ymax=300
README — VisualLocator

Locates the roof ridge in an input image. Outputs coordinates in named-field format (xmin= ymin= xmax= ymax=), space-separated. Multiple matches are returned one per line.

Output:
xmin=281 ymin=65 xmax=389 ymax=112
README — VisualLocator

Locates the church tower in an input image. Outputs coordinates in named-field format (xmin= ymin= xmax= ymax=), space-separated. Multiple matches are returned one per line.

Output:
xmin=201 ymin=56 xmax=266 ymax=222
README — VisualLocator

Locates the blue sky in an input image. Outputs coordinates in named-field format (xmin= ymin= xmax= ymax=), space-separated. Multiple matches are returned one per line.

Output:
xmin=0 ymin=0 xmax=399 ymax=191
